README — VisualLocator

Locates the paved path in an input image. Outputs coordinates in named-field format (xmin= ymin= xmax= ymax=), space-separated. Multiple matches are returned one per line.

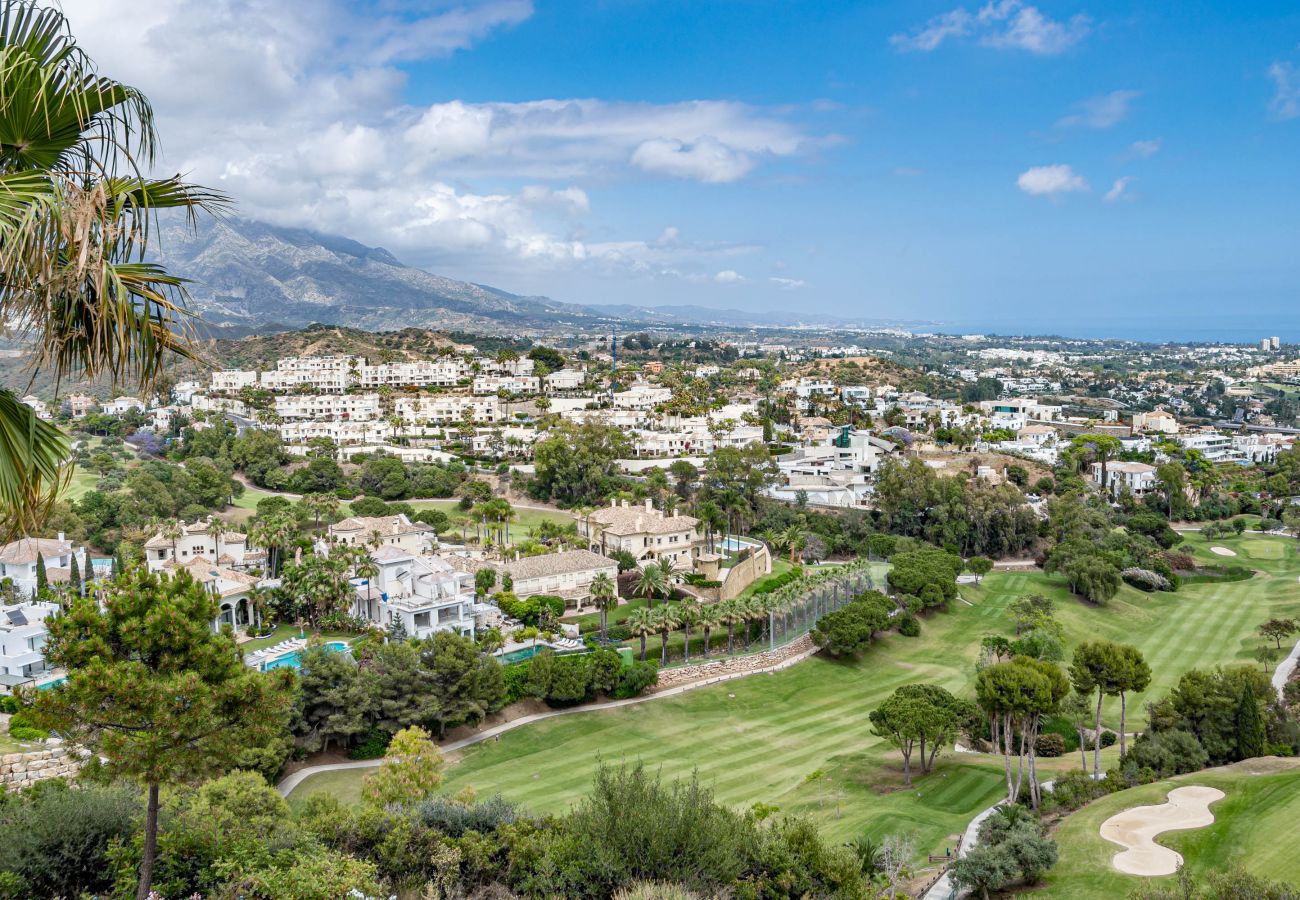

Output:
xmin=276 ymin=643 xmax=820 ymax=797
xmin=921 ymin=779 xmax=1058 ymax=900
xmin=1272 ymin=633 xmax=1300 ymax=701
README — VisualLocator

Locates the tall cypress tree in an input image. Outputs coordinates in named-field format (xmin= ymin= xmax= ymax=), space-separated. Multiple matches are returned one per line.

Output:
xmin=1236 ymin=683 xmax=1267 ymax=761
xmin=68 ymin=555 xmax=82 ymax=598
xmin=34 ymin=553 xmax=47 ymax=599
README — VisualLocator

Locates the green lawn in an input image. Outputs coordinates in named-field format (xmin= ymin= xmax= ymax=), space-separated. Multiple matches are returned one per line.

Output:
xmin=61 ymin=467 xmax=100 ymax=503
xmin=286 ymin=533 xmax=1300 ymax=859
xmin=1037 ymin=758 xmax=1300 ymax=897
xmin=239 ymin=624 xmax=357 ymax=653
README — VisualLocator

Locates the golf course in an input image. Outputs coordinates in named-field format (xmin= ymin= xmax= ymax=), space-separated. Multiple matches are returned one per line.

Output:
xmin=287 ymin=531 xmax=1300 ymax=873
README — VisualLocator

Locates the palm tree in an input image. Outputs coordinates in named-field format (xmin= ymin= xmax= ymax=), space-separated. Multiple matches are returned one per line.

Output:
xmin=652 ymin=604 xmax=680 ymax=666
xmin=160 ymin=520 xmax=182 ymax=565
xmin=0 ymin=5 xmax=225 ymax=548
xmin=627 ymin=608 xmax=654 ymax=663
xmin=783 ymin=524 xmax=809 ymax=565
xmin=654 ymin=557 xmax=676 ymax=602
xmin=632 ymin=563 xmax=665 ymax=610
xmin=589 ymin=571 xmax=617 ymax=642
xmin=698 ymin=603 xmax=722 ymax=658
xmin=677 ymin=598 xmax=700 ymax=663
xmin=719 ymin=600 xmax=742 ymax=655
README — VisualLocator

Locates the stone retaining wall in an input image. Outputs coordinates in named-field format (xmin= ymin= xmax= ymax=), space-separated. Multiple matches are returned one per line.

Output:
xmin=652 ymin=634 xmax=815 ymax=689
xmin=0 ymin=743 xmax=81 ymax=789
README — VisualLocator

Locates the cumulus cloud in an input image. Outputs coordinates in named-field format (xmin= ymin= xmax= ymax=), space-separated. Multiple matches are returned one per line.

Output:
xmin=1269 ymin=60 xmax=1300 ymax=120
xmin=892 ymin=1 xmax=1089 ymax=55
xmin=58 ymin=0 xmax=815 ymax=283
xmin=714 ymin=270 xmax=746 ymax=283
xmin=1130 ymin=139 xmax=1162 ymax=158
xmin=1104 ymin=176 xmax=1134 ymax=202
xmin=1017 ymin=164 xmax=1089 ymax=197
xmin=1058 ymin=90 xmax=1139 ymax=129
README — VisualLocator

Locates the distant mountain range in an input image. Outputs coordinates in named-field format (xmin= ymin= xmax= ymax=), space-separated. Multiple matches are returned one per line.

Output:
xmin=155 ymin=217 xmax=892 ymax=335
xmin=156 ymin=217 xmax=614 ymax=335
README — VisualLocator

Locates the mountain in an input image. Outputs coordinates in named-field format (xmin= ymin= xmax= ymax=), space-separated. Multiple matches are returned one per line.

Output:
xmin=156 ymin=217 xmax=611 ymax=334
xmin=587 ymin=303 xmax=868 ymax=328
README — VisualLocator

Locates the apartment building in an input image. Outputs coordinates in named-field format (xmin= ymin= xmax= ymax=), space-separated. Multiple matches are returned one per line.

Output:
xmin=20 ymin=395 xmax=50 ymax=420
xmin=473 ymin=374 xmax=541 ymax=395
xmin=359 ymin=359 xmax=468 ymax=388
xmin=1132 ymin=409 xmax=1180 ymax=434
xmin=277 ymin=420 xmax=393 ymax=446
xmin=612 ymin=386 xmax=672 ymax=410
xmin=544 ymin=369 xmax=586 ymax=391
xmin=274 ymin=393 xmax=382 ymax=422
xmin=394 ymin=395 xmax=502 ymax=425
xmin=210 ymin=369 xmax=260 ymax=392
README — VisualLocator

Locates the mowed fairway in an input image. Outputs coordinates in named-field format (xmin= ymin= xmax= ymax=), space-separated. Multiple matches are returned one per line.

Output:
xmin=288 ymin=533 xmax=1300 ymax=851
xmin=1037 ymin=758 xmax=1300 ymax=897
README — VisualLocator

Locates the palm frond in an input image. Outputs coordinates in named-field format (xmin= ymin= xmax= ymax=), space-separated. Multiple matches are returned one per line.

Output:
xmin=0 ymin=389 xmax=69 ymax=543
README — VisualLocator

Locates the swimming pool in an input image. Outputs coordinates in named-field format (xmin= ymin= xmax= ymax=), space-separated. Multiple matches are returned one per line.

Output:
xmin=261 ymin=641 xmax=349 ymax=671
xmin=498 ymin=646 xmax=543 ymax=664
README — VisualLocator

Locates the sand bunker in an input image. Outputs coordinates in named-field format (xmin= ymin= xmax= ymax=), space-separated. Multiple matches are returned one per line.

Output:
xmin=1100 ymin=785 xmax=1225 ymax=876
xmin=1210 ymin=546 xmax=1237 ymax=557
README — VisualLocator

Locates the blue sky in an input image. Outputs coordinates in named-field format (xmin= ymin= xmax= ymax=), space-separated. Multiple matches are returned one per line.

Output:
xmin=67 ymin=1 xmax=1300 ymax=338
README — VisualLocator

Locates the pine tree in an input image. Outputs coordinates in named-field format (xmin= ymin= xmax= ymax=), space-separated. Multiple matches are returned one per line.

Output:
xmin=1236 ymin=683 xmax=1266 ymax=761
xmin=34 ymin=553 xmax=47 ymax=599
xmin=68 ymin=555 xmax=82 ymax=598
xmin=32 ymin=568 xmax=294 ymax=900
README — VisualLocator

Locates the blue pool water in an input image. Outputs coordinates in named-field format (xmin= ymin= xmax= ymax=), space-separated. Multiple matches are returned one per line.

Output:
xmin=498 ymin=646 xmax=543 ymax=664
xmin=262 ymin=640 xmax=349 ymax=671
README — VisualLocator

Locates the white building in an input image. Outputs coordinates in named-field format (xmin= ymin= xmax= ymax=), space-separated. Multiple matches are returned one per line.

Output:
xmin=544 ymin=369 xmax=586 ymax=391
xmin=20 ymin=395 xmax=50 ymax=420
xmin=353 ymin=548 xmax=476 ymax=639
xmin=473 ymin=374 xmax=541 ymax=395
xmin=612 ymin=386 xmax=672 ymax=410
xmin=210 ymin=370 xmax=260 ymax=392
xmin=1091 ymin=461 xmax=1157 ymax=498
xmin=394 ymin=395 xmax=502 ymax=425
xmin=329 ymin=514 xmax=437 ymax=555
xmin=143 ymin=519 xmax=265 ymax=573
xmin=0 ymin=599 xmax=61 ymax=687
xmin=0 ymin=535 xmax=90 ymax=597
xmin=274 ymin=393 xmax=382 ymax=422
xmin=1175 ymin=432 xmax=1234 ymax=462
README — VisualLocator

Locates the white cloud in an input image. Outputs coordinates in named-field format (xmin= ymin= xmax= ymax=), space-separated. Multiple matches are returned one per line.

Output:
xmin=1104 ymin=176 xmax=1134 ymax=202
xmin=58 ymin=0 xmax=815 ymax=284
xmin=1268 ymin=60 xmax=1300 ymax=120
xmin=714 ymin=270 xmax=746 ymax=283
xmin=1017 ymin=164 xmax=1089 ymax=197
xmin=892 ymin=1 xmax=1088 ymax=55
xmin=1131 ymin=139 xmax=1162 ymax=158
xmin=1058 ymin=90 xmax=1139 ymax=129
xmin=769 ymin=276 xmax=806 ymax=289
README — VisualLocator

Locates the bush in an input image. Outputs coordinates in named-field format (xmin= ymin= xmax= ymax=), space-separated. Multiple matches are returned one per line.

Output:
xmin=748 ymin=566 xmax=803 ymax=596
xmin=1034 ymin=733 xmax=1066 ymax=757
xmin=613 ymin=661 xmax=658 ymax=699
xmin=897 ymin=615 xmax=921 ymax=637
xmin=0 ymin=781 xmax=138 ymax=899
xmin=7 ymin=727 xmax=46 ymax=742
xmin=0 ymin=696 xmax=18 ymax=715
xmin=1121 ymin=567 xmax=1173 ymax=592
xmin=503 ymin=662 xmax=531 ymax=704
xmin=6 ymin=711 xmax=47 ymax=740
xmin=1123 ymin=730 xmax=1208 ymax=778
xmin=606 ymin=624 xmax=631 ymax=642
xmin=347 ymin=729 xmax=390 ymax=760
xmin=1039 ymin=716 xmax=1081 ymax=752
xmin=1048 ymin=769 xmax=1115 ymax=812
xmin=413 ymin=795 xmax=519 ymax=837
xmin=1100 ymin=730 xmax=1117 ymax=748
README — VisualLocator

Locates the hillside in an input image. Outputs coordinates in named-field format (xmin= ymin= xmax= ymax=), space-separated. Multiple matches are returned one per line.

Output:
xmin=155 ymin=217 xmax=615 ymax=334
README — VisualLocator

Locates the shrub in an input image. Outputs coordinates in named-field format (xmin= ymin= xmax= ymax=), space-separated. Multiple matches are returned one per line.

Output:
xmin=347 ymin=729 xmax=390 ymax=760
xmin=1048 ymin=769 xmax=1115 ymax=812
xmin=605 ymin=624 xmax=631 ymax=642
xmin=7 ymin=727 xmax=46 ymax=742
xmin=613 ymin=661 xmax=659 ymax=699
xmin=413 ymin=795 xmax=519 ymax=837
xmin=0 ymin=696 xmax=18 ymax=715
xmin=1100 ymin=730 xmax=1117 ymax=748
xmin=1123 ymin=730 xmax=1208 ymax=777
xmin=0 ymin=781 xmax=138 ymax=899
xmin=6 ymin=711 xmax=47 ymax=740
xmin=1035 ymin=733 xmax=1066 ymax=757
xmin=897 ymin=615 xmax=921 ymax=637
xmin=1121 ymin=567 xmax=1173 ymax=592
xmin=502 ymin=663 xmax=531 ymax=704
